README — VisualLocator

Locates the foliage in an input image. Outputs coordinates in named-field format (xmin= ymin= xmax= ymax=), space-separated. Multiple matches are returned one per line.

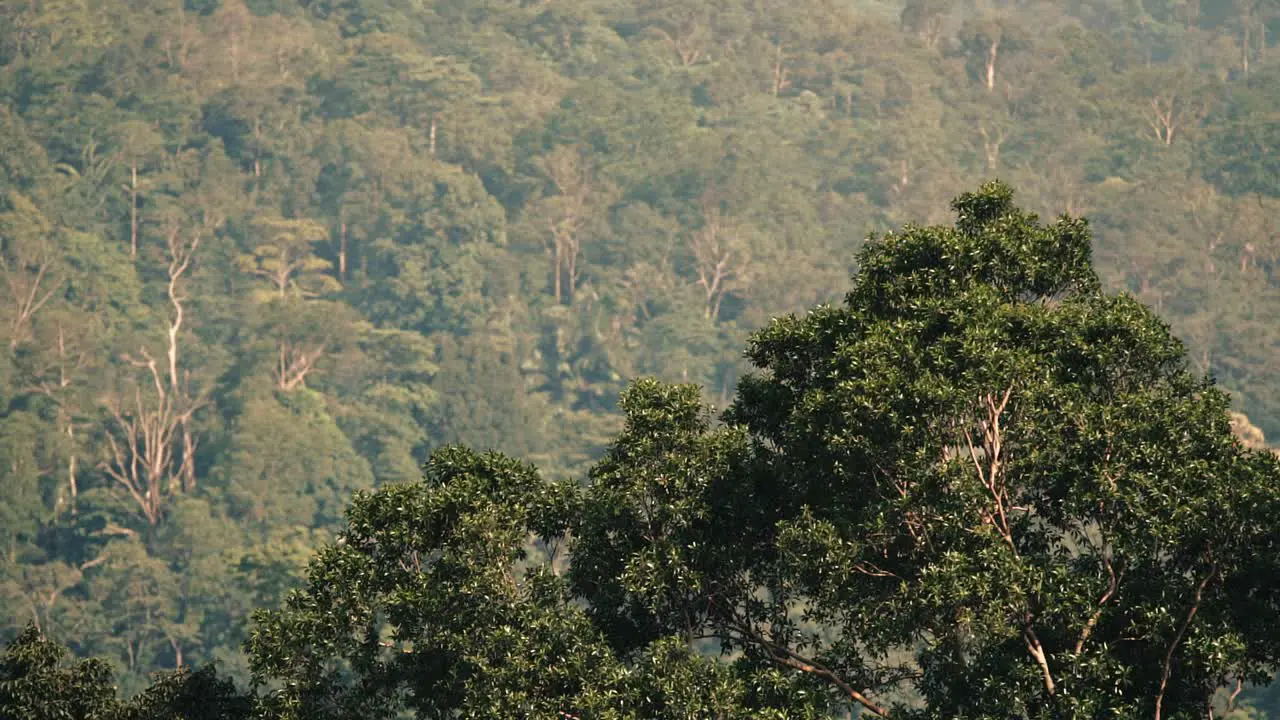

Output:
xmin=4 ymin=0 xmax=1280 ymax=711
xmin=8 ymin=183 xmax=1275 ymax=718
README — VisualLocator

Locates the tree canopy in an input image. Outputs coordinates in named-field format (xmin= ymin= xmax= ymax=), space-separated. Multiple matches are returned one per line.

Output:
xmin=7 ymin=182 xmax=1280 ymax=718
xmin=6 ymin=0 xmax=1280 ymax=712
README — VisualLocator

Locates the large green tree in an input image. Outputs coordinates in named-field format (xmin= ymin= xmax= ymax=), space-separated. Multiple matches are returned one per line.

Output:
xmin=240 ymin=182 xmax=1280 ymax=718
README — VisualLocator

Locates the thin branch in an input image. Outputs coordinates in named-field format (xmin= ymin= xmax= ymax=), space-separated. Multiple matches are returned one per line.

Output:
xmin=724 ymin=616 xmax=890 ymax=718
xmin=1075 ymin=554 xmax=1121 ymax=655
xmin=1023 ymin=621 xmax=1056 ymax=695
xmin=1154 ymin=563 xmax=1218 ymax=720
xmin=1227 ymin=677 xmax=1244 ymax=712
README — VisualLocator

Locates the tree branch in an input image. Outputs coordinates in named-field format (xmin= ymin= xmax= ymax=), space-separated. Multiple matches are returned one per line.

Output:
xmin=724 ymin=616 xmax=891 ymax=718
xmin=1075 ymin=554 xmax=1121 ymax=655
xmin=1154 ymin=563 xmax=1217 ymax=720
xmin=1023 ymin=622 xmax=1056 ymax=696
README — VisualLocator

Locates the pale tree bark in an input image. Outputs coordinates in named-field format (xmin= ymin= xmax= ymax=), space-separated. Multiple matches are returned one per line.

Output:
xmin=538 ymin=147 xmax=596 ymax=304
xmin=8 ymin=553 xmax=108 ymax=634
xmin=23 ymin=320 xmax=93 ymax=514
xmin=649 ymin=22 xmax=708 ymax=66
xmin=126 ymin=163 xmax=139 ymax=257
xmin=99 ymin=225 xmax=206 ymax=523
xmin=959 ymin=386 xmax=1057 ymax=696
xmin=1146 ymin=94 xmax=1180 ymax=145
xmin=1144 ymin=89 xmax=1208 ymax=147
xmin=276 ymin=338 xmax=327 ymax=391
xmin=978 ymin=122 xmax=1006 ymax=172
xmin=162 ymin=222 xmax=201 ymax=492
xmin=772 ymin=44 xmax=791 ymax=97
xmin=986 ymin=37 xmax=1000 ymax=92
xmin=890 ymin=158 xmax=912 ymax=197
xmin=336 ymin=210 xmax=348 ymax=281
xmin=1236 ymin=0 xmax=1261 ymax=76
xmin=689 ymin=204 xmax=753 ymax=322
xmin=100 ymin=349 xmax=202 ymax=526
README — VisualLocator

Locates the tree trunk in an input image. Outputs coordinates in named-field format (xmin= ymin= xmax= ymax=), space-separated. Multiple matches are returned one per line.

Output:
xmin=567 ymin=238 xmax=579 ymax=303
xmin=553 ymin=241 xmax=563 ymax=303
xmin=338 ymin=218 xmax=348 ymax=281
xmin=1242 ymin=22 xmax=1251 ymax=76
xmin=772 ymin=44 xmax=787 ymax=96
xmin=66 ymin=421 xmax=77 ymax=515
xmin=986 ymin=38 xmax=1000 ymax=92
xmin=180 ymin=420 xmax=196 ymax=492
xmin=130 ymin=163 xmax=139 ymax=258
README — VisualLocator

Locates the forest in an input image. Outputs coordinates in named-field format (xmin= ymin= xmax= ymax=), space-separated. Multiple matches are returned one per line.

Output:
xmin=2 ymin=0 xmax=1280 ymax=715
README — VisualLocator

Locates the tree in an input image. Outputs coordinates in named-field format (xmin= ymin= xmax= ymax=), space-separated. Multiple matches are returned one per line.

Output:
xmin=0 ymin=193 xmax=63 ymax=350
xmin=0 ymin=625 xmax=118 ymax=720
xmin=688 ymin=199 xmax=755 ymax=322
xmin=246 ymin=446 xmax=828 ymax=719
xmin=958 ymin=13 xmax=1031 ymax=93
xmin=109 ymin=121 xmax=163 ymax=259
xmin=900 ymin=0 xmax=950 ymax=51
xmin=98 ymin=222 xmax=208 ymax=526
xmin=1204 ymin=65 xmax=1280 ymax=198
xmin=13 ymin=0 xmax=1280 ymax=700
xmin=235 ymin=182 xmax=1280 ymax=718
xmin=425 ymin=335 xmax=551 ymax=459
xmin=0 ymin=627 xmax=252 ymax=720
xmin=209 ymin=386 xmax=374 ymax=531
xmin=236 ymin=216 xmax=338 ymax=302
xmin=527 ymin=144 xmax=616 ymax=305
xmin=574 ymin=181 xmax=1280 ymax=717
xmin=117 ymin=664 xmax=253 ymax=720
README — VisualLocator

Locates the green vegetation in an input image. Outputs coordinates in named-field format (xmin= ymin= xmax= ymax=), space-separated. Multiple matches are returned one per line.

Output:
xmin=7 ymin=182 xmax=1280 ymax=717
xmin=4 ymin=0 xmax=1280 ymax=714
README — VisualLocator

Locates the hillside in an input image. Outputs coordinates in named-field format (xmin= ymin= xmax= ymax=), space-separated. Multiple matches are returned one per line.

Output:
xmin=2 ymin=0 xmax=1280 ymax=707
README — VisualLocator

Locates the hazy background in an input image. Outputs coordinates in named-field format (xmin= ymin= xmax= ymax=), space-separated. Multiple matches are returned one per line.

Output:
xmin=2 ymin=0 xmax=1280 ymax=710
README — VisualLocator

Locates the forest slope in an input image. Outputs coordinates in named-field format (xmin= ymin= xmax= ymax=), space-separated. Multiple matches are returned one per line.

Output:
xmin=2 ymin=0 xmax=1280 ymax=709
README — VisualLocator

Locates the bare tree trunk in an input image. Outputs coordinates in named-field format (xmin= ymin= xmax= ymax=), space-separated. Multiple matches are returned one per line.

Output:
xmin=691 ymin=204 xmax=751 ymax=322
xmin=429 ymin=115 xmax=437 ymax=156
xmin=1243 ymin=18 xmax=1251 ymax=76
xmin=979 ymin=124 xmax=1005 ymax=172
xmin=986 ymin=38 xmax=1000 ymax=91
xmin=567 ymin=239 xmax=579 ymax=302
xmin=168 ymin=634 xmax=184 ymax=668
xmin=772 ymin=44 xmax=788 ymax=96
xmin=27 ymin=320 xmax=87 ymax=515
xmin=553 ymin=242 xmax=563 ymax=303
xmin=101 ymin=226 xmax=204 ymax=523
xmin=129 ymin=163 xmax=139 ymax=258
xmin=276 ymin=339 xmax=327 ymax=391
xmin=539 ymin=147 xmax=595 ymax=305
xmin=180 ymin=418 xmax=196 ymax=492
xmin=67 ymin=428 xmax=78 ymax=509
xmin=338 ymin=215 xmax=348 ymax=281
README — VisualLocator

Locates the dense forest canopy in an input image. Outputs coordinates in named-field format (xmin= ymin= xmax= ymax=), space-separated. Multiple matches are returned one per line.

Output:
xmin=6 ymin=182 xmax=1280 ymax=718
xmin=3 ymin=0 xmax=1280 ymax=713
